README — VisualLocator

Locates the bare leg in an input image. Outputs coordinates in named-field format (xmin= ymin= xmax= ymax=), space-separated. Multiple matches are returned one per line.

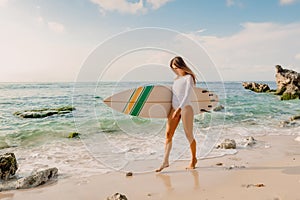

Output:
xmin=187 ymin=139 xmax=197 ymax=169
xmin=181 ymin=105 xmax=197 ymax=169
xmin=155 ymin=141 xmax=172 ymax=172
xmin=156 ymin=108 xmax=181 ymax=172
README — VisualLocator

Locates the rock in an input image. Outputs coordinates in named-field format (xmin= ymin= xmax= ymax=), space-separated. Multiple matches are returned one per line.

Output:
xmin=126 ymin=172 xmax=133 ymax=177
xmin=67 ymin=132 xmax=80 ymax=139
xmin=0 ymin=167 xmax=58 ymax=191
xmin=279 ymin=120 xmax=289 ymax=127
xmin=213 ymin=105 xmax=225 ymax=112
xmin=244 ymin=183 xmax=265 ymax=188
xmin=291 ymin=115 xmax=300 ymax=121
xmin=0 ymin=153 xmax=18 ymax=181
xmin=279 ymin=120 xmax=298 ymax=127
xmin=281 ymin=93 xmax=299 ymax=100
xmin=217 ymin=139 xmax=236 ymax=149
xmin=275 ymin=65 xmax=300 ymax=100
xmin=242 ymin=65 xmax=299 ymax=100
xmin=242 ymin=82 xmax=270 ymax=93
xmin=107 ymin=193 xmax=128 ymax=200
xmin=243 ymin=136 xmax=256 ymax=147
xmin=17 ymin=167 xmax=58 ymax=189
xmin=227 ymin=165 xmax=246 ymax=170
xmin=280 ymin=115 xmax=300 ymax=127
xmin=14 ymin=106 xmax=75 ymax=118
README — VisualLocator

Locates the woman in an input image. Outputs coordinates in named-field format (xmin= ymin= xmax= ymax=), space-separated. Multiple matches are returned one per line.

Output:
xmin=156 ymin=56 xmax=197 ymax=172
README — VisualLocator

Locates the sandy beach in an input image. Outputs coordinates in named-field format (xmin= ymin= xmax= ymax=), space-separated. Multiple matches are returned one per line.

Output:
xmin=1 ymin=135 xmax=299 ymax=200
xmin=2 ymin=0 xmax=300 ymax=199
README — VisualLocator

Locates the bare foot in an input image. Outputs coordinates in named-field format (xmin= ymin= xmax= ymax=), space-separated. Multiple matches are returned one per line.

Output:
xmin=155 ymin=163 xmax=169 ymax=172
xmin=186 ymin=158 xmax=197 ymax=170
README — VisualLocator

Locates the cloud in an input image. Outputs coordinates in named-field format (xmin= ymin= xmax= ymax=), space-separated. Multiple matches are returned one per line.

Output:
xmin=0 ymin=0 xmax=8 ymax=7
xmin=146 ymin=0 xmax=173 ymax=10
xmin=35 ymin=8 xmax=65 ymax=34
xmin=226 ymin=0 xmax=235 ymax=7
xmin=196 ymin=29 xmax=207 ymax=33
xmin=90 ymin=0 xmax=145 ymax=15
xmin=36 ymin=16 xmax=44 ymax=24
xmin=186 ymin=22 xmax=300 ymax=80
xmin=90 ymin=0 xmax=172 ymax=15
xmin=295 ymin=53 xmax=300 ymax=60
xmin=226 ymin=0 xmax=244 ymax=8
xmin=0 ymin=19 xmax=88 ymax=82
xmin=279 ymin=0 xmax=298 ymax=5
xmin=47 ymin=21 xmax=65 ymax=33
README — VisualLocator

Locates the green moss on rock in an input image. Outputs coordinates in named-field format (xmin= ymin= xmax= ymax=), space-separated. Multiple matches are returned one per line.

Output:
xmin=281 ymin=93 xmax=299 ymax=100
xmin=68 ymin=132 xmax=80 ymax=139
xmin=14 ymin=106 xmax=75 ymax=118
xmin=275 ymin=86 xmax=286 ymax=95
xmin=56 ymin=106 xmax=75 ymax=112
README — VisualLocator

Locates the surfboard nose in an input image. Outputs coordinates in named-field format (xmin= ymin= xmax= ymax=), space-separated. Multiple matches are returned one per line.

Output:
xmin=103 ymin=97 xmax=112 ymax=106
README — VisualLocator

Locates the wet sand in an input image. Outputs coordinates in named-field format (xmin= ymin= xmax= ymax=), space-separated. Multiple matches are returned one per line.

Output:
xmin=1 ymin=135 xmax=299 ymax=200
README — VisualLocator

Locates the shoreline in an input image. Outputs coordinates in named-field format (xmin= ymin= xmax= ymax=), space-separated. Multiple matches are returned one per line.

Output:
xmin=1 ymin=135 xmax=299 ymax=200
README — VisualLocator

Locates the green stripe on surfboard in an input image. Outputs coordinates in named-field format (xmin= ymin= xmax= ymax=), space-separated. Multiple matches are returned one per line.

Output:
xmin=130 ymin=85 xmax=154 ymax=116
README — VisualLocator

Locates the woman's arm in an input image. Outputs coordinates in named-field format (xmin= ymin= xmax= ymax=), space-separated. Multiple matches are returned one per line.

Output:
xmin=172 ymin=75 xmax=194 ymax=119
xmin=178 ymin=75 xmax=194 ymax=109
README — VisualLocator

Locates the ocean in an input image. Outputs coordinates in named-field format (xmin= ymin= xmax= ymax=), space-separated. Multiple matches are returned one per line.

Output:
xmin=0 ymin=82 xmax=299 ymax=176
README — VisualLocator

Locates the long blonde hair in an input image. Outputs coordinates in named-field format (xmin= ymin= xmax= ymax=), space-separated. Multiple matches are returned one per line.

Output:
xmin=170 ymin=56 xmax=196 ymax=84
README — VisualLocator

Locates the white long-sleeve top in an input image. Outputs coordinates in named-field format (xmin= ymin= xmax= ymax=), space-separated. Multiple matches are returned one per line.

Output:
xmin=172 ymin=74 xmax=194 ymax=109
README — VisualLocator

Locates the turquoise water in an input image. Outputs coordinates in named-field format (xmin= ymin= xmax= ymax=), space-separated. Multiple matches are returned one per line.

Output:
xmin=0 ymin=82 xmax=299 ymax=175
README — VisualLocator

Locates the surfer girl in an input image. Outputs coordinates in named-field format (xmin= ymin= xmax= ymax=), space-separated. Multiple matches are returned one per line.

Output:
xmin=156 ymin=56 xmax=197 ymax=172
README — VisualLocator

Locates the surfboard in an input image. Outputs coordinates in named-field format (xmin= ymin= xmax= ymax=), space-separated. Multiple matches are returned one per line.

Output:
xmin=103 ymin=85 xmax=219 ymax=118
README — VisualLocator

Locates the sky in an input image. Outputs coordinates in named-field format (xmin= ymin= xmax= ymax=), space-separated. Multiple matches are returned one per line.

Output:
xmin=1 ymin=0 xmax=300 ymax=82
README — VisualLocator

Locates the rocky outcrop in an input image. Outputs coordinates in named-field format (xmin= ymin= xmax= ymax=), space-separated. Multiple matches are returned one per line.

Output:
xmin=14 ymin=106 xmax=75 ymax=118
xmin=213 ymin=105 xmax=225 ymax=112
xmin=0 ymin=167 xmax=58 ymax=191
xmin=275 ymin=65 xmax=300 ymax=100
xmin=67 ymin=132 xmax=80 ymax=139
xmin=280 ymin=114 xmax=300 ymax=127
xmin=0 ymin=153 xmax=18 ymax=181
xmin=243 ymin=136 xmax=256 ymax=147
xmin=242 ymin=82 xmax=271 ymax=93
xmin=242 ymin=65 xmax=299 ymax=100
xmin=216 ymin=139 xmax=236 ymax=149
xmin=107 ymin=193 xmax=128 ymax=200
xmin=0 ymin=153 xmax=58 ymax=191
xmin=280 ymin=120 xmax=299 ymax=128
xmin=291 ymin=115 xmax=300 ymax=121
